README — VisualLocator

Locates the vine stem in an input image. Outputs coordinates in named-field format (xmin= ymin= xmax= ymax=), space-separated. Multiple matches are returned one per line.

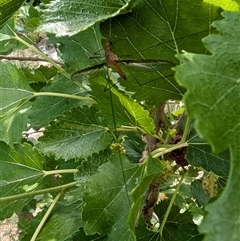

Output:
xmin=159 ymin=170 xmax=187 ymax=235
xmin=30 ymin=191 xmax=63 ymax=241
xmin=7 ymin=25 xmax=89 ymax=91
xmin=12 ymin=32 xmax=69 ymax=78
xmin=180 ymin=116 xmax=191 ymax=143
xmin=0 ymin=182 xmax=77 ymax=203
xmin=34 ymin=92 xmax=96 ymax=103
xmin=151 ymin=142 xmax=188 ymax=158
xmin=0 ymin=54 xmax=63 ymax=65
xmin=43 ymin=169 xmax=78 ymax=176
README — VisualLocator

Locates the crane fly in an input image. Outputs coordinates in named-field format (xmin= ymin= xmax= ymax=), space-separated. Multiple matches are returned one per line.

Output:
xmin=71 ymin=40 xmax=175 ymax=86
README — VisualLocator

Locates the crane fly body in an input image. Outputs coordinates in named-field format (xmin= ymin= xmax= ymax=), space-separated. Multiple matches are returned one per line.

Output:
xmin=104 ymin=41 xmax=127 ymax=80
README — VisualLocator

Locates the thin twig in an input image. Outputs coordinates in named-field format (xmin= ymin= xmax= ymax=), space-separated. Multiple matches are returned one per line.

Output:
xmin=0 ymin=54 xmax=63 ymax=65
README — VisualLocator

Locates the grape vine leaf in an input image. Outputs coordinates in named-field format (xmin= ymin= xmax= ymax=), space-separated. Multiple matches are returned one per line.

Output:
xmin=37 ymin=106 xmax=113 ymax=160
xmin=82 ymin=154 xmax=142 ymax=240
xmin=0 ymin=142 xmax=44 ymax=219
xmin=39 ymin=0 xmax=133 ymax=36
xmin=175 ymin=11 xmax=240 ymax=241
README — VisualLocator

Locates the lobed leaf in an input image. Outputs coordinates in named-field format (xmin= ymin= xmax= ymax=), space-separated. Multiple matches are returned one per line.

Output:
xmin=175 ymin=11 xmax=240 ymax=241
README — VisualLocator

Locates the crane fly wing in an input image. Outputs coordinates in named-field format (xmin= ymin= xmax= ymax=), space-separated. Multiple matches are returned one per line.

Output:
xmin=71 ymin=63 xmax=105 ymax=81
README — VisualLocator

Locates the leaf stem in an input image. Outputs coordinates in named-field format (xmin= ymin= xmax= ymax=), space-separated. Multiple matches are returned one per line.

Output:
xmin=7 ymin=25 xmax=89 ymax=91
xmin=159 ymin=170 xmax=187 ymax=235
xmin=151 ymin=142 xmax=188 ymax=158
xmin=13 ymin=33 xmax=69 ymax=78
xmin=180 ymin=116 xmax=191 ymax=143
xmin=209 ymin=172 xmax=215 ymax=198
xmin=0 ymin=182 xmax=77 ymax=203
xmin=166 ymin=101 xmax=173 ymax=122
xmin=117 ymin=125 xmax=159 ymax=139
xmin=34 ymin=92 xmax=96 ymax=103
xmin=43 ymin=169 xmax=78 ymax=176
xmin=0 ymin=54 xmax=63 ymax=65
xmin=30 ymin=191 xmax=63 ymax=241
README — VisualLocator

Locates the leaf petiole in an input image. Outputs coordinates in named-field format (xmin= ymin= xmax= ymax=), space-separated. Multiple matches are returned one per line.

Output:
xmin=151 ymin=142 xmax=188 ymax=158
xmin=159 ymin=170 xmax=187 ymax=235
xmin=30 ymin=191 xmax=63 ymax=241
xmin=0 ymin=182 xmax=77 ymax=203
xmin=34 ymin=92 xmax=96 ymax=103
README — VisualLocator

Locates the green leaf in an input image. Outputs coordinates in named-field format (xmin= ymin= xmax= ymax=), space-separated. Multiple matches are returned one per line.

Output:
xmin=124 ymin=132 xmax=145 ymax=163
xmin=111 ymin=82 xmax=156 ymax=135
xmin=0 ymin=0 xmax=25 ymax=28
xmin=0 ymin=142 xmax=44 ymax=169
xmin=0 ymin=102 xmax=30 ymax=146
xmin=22 ymin=65 xmax=58 ymax=84
xmin=127 ymin=155 xmax=163 ymax=234
xmin=191 ymin=180 xmax=210 ymax=206
xmin=178 ymin=222 xmax=204 ymax=241
xmin=37 ymin=106 xmax=113 ymax=160
xmin=28 ymin=77 xmax=90 ymax=129
xmin=0 ymin=143 xmax=44 ymax=219
xmin=0 ymin=61 xmax=34 ymax=117
xmin=155 ymin=202 xmax=193 ymax=241
xmin=176 ymin=11 xmax=240 ymax=241
xmin=75 ymin=149 xmax=111 ymax=181
xmin=49 ymin=24 xmax=104 ymax=73
xmin=68 ymin=228 xmax=107 ymax=241
xmin=187 ymin=129 xmax=230 ymax=177
xmin=39 ymin=0 xmax=133 ymax=36
xmin=90 ymin=76 xmax=135 ymax=129
xmin=82 ymin=154 xmax=141 ymax=238
xmin=0 ymin=19 xmax=26 ymax=54
xmin=135 ymin=201 xmax=193 ymax=241
xmin=176 ymin=11 xmax=240 ymax=153
xmin=38 ymin=202 xmax=84 ymax=241
xmin=98 ymin=0 xmax=223 ymax=105
xmin=90 ymin=77 xmax=156 ymax=135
